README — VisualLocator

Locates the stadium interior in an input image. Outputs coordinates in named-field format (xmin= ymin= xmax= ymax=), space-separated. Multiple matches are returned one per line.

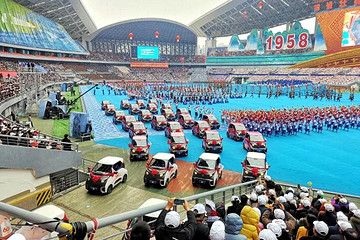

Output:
xmin=0 ymin=0 xmax=360 ymax=239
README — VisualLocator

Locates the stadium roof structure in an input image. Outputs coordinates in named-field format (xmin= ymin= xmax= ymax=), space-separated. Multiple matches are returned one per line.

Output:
xmin=86 ymin=18 xmax=197 ymax=45
xmin=189 ymin=0 xmax=313 ymax=38
xmin=12 ymin=0 xmax=97 ymax=41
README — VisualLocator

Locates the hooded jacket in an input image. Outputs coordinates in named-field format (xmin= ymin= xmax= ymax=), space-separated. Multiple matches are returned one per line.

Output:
xmin=155 ymin=209 xmax=197 ymax=240
xmin=240 ymin=206 xmax=260 ymax=240
xmin=225 ymin=213 xmax=247 ymax=240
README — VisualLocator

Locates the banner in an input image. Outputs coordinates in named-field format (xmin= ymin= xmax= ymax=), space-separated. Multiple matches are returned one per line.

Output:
xmin=313 ymin=0 xmax=359 ymax=13
xmin=0 ymin=0 xmax=87 ymax=53
xmin=130 ymin=62 xmax=169 ymax=68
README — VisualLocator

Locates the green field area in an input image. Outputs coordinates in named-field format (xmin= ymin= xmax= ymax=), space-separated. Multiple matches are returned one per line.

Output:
xmin=52 ymin=87 xmax=83 ymax=138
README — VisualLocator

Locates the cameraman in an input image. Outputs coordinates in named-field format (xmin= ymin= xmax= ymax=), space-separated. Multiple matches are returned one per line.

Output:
xmin=155 ymin=198 xmax=197 ymax=240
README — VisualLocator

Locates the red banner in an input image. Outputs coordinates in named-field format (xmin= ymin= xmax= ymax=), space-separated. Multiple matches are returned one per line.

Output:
xmin=313 ymin=0 xmax=359 ymax=12
xmin=0 ymin=71 xmax=17 ymax=78
xmin=130 ymin=62 xmax=169 ymax=68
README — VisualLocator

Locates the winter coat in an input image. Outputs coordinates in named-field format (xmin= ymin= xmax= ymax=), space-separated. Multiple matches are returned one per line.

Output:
xmin=194 ymin=221 xmax=209 ymax=240
xmin=318 ymin=211 xmax=337 ymax=226
xmin=240 ymin=206 xmax=260 ymax=240
xmin=225 ymin=213 xmax=247 ymax=240
xmin=350 ymin=216 xmax=360 ymax=234
xmin=155 ymin=209 xmax=197 ymax=240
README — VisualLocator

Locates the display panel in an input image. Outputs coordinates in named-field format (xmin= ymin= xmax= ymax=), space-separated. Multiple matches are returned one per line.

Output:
xmin=341 ymin=10 xmax=360 ymax=47
xmin=137 ymin=46 xmax=159 ymax=59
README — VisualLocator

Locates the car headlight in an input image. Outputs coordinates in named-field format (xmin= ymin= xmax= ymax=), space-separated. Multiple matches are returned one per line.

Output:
xmin=209 ymin=173 xmax=214 ymax=177
xmin=245 ymin=170 xmax=249 ymax=174
xmin=132 ymin=150 xmax=136 ymax=153
xmin=87 ymin=178 xmax=90 ymax=181
xmin=172 ymin=146 xmax=176 ymax=149
xmin=146 ymin=172 xmax=149 ymax=175
xmin=142 ymin=149 xmax=147 ymax=152
xmin=260 ymin=172 xmax=264 ymax=176
xmin=194 ymin=171 xmax=198 ymax=175
xmin=101 ymin=179 xmax=106 ymax=183
xmin=159 ymin=174 xmax=163 ymax=178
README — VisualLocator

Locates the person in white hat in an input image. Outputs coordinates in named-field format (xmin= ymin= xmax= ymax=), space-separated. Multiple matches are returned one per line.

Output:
xmin=155 ymin=198 xmax=196 ymax=240
xmin=262 ymin=207 xmax=297 ymax=236
xmin=331 ymin=196 xmax=349 ymax=212
xmin=192 ymin=203 xmax=209 ymax=240
xmin=295 ymin=199 xmax=312 ymax=220
xmin=227 ymin=196 xmax=240 ymax=215
xmin=259 ymin=229 xmax=277 ymax=240
xmin=318 ymin=204 xmax=337 ymax=226
xmin=209 ymin=220 xmax=225 ymax=240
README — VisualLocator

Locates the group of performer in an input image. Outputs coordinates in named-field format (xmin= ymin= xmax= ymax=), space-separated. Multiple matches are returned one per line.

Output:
xmin=220 ymin=105 xmax=360 ymax=136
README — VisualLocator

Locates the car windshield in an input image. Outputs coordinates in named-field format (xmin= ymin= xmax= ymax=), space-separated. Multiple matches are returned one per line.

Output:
xmin=115 ymin=111 xmax=123 ymax=116
xmin=142 ymin=111 xmax=151 ymax=115
xmin=133 ymin=124 xmax=145 ymax=130
xmin=207 ymin=115 xmax=217 ymax=120
xmin=107 ymin=105 xmax=115 ymax=109
xmin=207 ymin=132 xmax=220 ymax=140
xmin=149 ymin=158 xmax=166 ymax=169
xmin=93 ymin=163 xmax=112 ymax=174
xmin=183 ymin=115 xmax=191 ymax=120
xmin=170 ymin=123 xmax=181 ymax=129
xmin=196 ymin=158 xmax=216 ymax=170
xmin=122 ymin=100 xmax=129 ymax=104
xmin=157 ymin=116 xmax=166 ymax=121
xmin=234 ymin=124 xmax=246 ymax=130
xmin=126 ymin=116 xmax=136 ymax=121
xmin=133 ymin=139 xmax=147 ymax=146
xmin=132 ymin=104 xmax=139 ymax=108
xmin=250 ymin=134 xmax=264 ymax=141
xmin=164 ymin=109 xmax=172 ymax=114
xmin=247 ymin=158 xmax=266 ymax=168
xmin=198 ymin=122 xmax=209 ymax=128
xmin=172 ymin=136 xmax=186 ymax=143
xmin=138 ymin=100 xmax=144 ymax=104
xmin=149 ymin=104 xmax=156 ymax=108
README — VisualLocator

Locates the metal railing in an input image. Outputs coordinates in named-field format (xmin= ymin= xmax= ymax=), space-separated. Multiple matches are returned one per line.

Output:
xmin=0 ymin=133 xmax=79 ymax=151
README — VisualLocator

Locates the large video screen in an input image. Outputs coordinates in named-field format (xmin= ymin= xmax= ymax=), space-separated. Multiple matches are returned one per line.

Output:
xmin=342 ymin=10 xmax=360 ymax=47
xmin=137 ymin=46 xmax=159 ymax=59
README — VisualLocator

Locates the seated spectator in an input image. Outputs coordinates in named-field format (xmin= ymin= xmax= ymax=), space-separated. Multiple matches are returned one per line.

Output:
xmin=227 ymin=196 xmax=240 ymax=215
xmin=296 ymin=214 xmax=318 ymax=240
xmin=225 ymin=213 xmax=247 ymax=240
xmin=209 ymin=220 xmax=225 ymax=240
xmin=154 ymin=198 xmax=196 ymax=240
xmin=130 ymin=221 xmax=151 ymax=240
xmin=329 ymin=221 xmax=353 ymax=240
xmin=318 ymin=204 xmax=337 ymax=226
xmin=299 ymin=221 xmax=329 ymax=240
xmin=342 ymin=228 xmax=358 ymax=240
xmin=259 ymin=229 xmax=277 ymax=240
xmin=61 ymin=134 xmax=72 ymax=151
xmin=349 ymin=209 xmax=360 ymax=234
xmin=240 ymin=206 xmax=260 ymax=240
xmin=192 ymin=203 xmax=209 ymax=240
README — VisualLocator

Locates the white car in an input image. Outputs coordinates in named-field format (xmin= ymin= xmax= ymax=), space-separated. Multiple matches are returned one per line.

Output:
xmin=86 ymin=156 xmax=128 ymax=194
xmin=144 ymin=153 xmax=177 ymax=187
xmin=192 ymin=153 xmax=224 ymax=188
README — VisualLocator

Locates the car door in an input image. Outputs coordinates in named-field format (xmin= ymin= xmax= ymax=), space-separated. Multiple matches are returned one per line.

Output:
xmin=168 ymin=157 xmax=176 ymax=179
xmin=244 ymin=133 xmax=250 ymax=148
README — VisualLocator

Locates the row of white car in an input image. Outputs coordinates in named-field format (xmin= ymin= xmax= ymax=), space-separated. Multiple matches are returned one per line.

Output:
xmin=85 ymin=152 xmax=225 ymax=194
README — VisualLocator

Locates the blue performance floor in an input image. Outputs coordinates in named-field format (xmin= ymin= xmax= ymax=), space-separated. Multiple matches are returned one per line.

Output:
xmin=81 ymin=85 xmax=360 ymax=196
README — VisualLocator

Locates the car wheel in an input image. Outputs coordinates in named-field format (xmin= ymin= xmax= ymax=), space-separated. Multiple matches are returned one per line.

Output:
xmin=174 ymin=170 xmax=178 ymax=178
xmin=130 ymin=155 xmax=133 ymax=161
xmin=144 ymin=181 xmax=150 ymax=187
xmin=107 ymin=185 xmax=113 ymax=194
xmin=192 ymin=129 xmax=195 ymax=135
xmin=226 ymin=132 xmax=230 ymax=138
xmin=219 ymin=171 xmax=222 ymax=179
xmin=185 ymin=151 xmax=188 ymax=156
xmin=192 ymin=182 xmax=197 ymax=187
xmin=243 ymin=143 xmax=246 ymax=150
xmin=122 ymin=174 xmax=127 ymax=183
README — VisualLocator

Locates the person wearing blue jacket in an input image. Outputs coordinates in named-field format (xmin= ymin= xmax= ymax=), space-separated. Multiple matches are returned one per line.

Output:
xmin=225 ymin=213 xmax=247 ymax=240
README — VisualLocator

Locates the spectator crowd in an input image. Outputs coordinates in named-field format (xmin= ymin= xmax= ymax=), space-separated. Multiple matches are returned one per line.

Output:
xmin=128 ymin=176 xmax=360 ymax=240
